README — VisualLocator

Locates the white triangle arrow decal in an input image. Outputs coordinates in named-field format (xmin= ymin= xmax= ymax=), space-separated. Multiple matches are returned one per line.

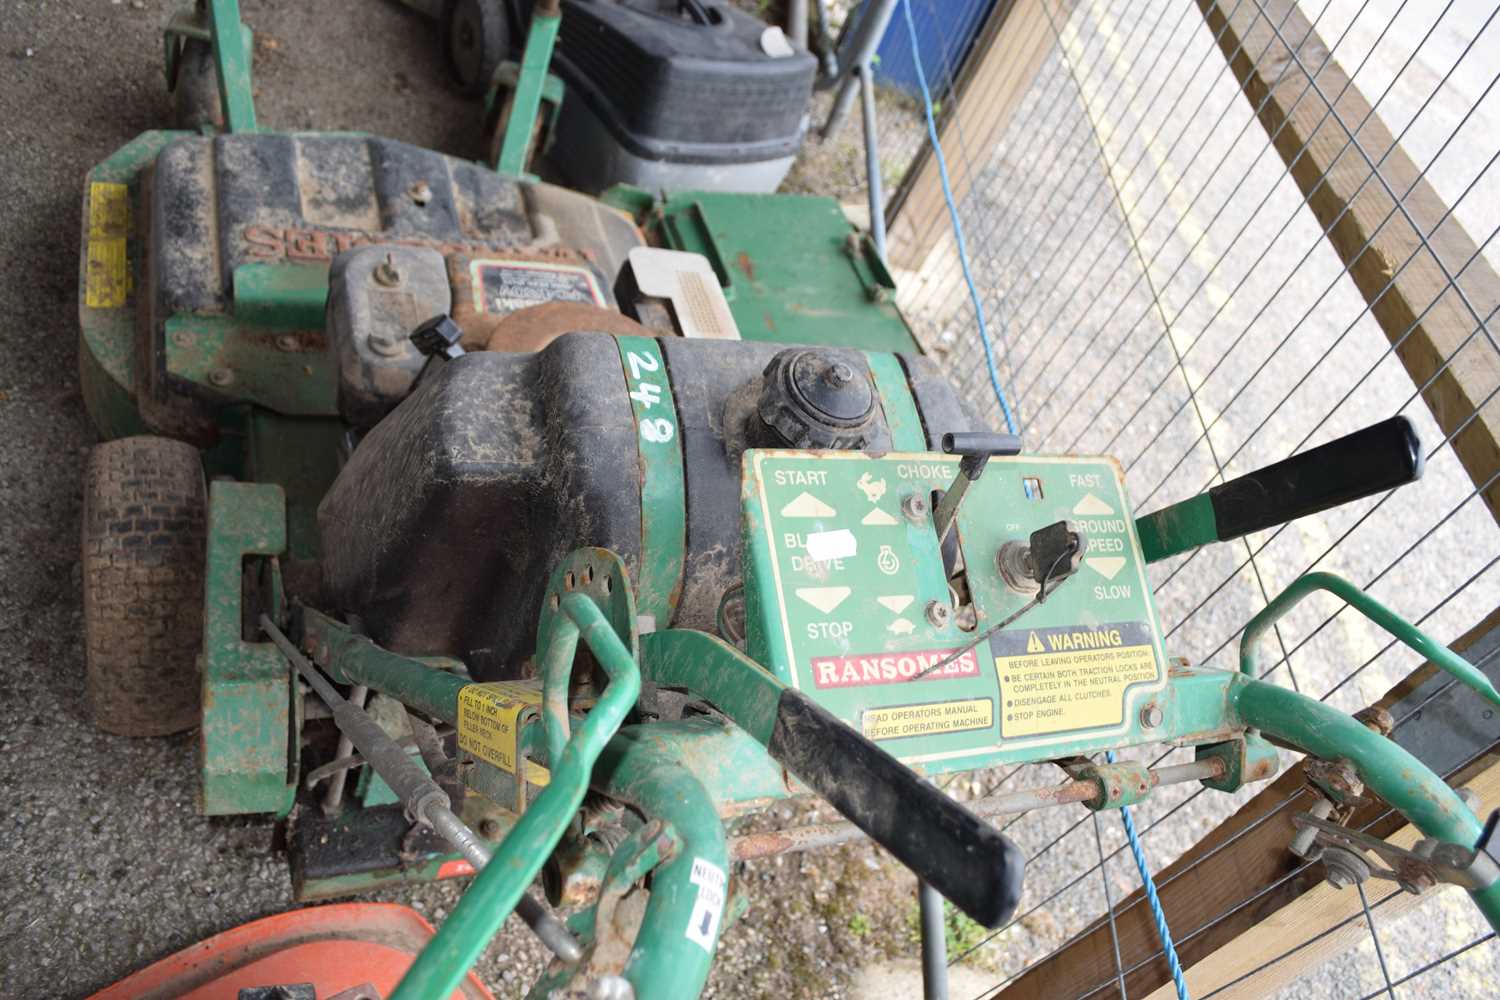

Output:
xmin=861 ymin=507 xmax=899 ymax=526
xmin=1073 ymin=493 xmax=1115 ymax=516
xmin=1086 ymin=556 xmax=1126 ymax=580
xmin=876 ymin=595 xmax=914 ymax=614
xmin=781 ymin=492 xmax=837 ymax=518
xmin=795 ymin=586 xmax=852 ymax=614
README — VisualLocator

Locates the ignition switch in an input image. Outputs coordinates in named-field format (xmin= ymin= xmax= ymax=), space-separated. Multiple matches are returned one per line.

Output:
xmin=997 ymin=521 xmax=1085 ymax=596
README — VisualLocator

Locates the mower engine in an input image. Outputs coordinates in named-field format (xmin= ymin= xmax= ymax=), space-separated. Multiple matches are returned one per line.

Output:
xmin=317 ymin=333 xmax=972 ymax=677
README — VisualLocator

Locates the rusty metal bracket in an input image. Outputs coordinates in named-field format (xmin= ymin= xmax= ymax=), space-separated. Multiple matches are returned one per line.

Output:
xmin=1064 ymin=759 xmax=1153 ymax=811
xmin=1303 ymin=756 xmax=1367 ymax=807
xmin=1194 ymin=731 xmax=1280 ymax=793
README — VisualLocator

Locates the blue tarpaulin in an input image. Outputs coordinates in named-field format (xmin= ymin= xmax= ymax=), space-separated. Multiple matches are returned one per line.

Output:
xmin=872 ymin=0 xmax=997 ymax=97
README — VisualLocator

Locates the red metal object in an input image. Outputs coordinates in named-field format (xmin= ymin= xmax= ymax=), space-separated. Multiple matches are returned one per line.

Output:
xmin=87 ymin=902 xmax=495 ymax=1000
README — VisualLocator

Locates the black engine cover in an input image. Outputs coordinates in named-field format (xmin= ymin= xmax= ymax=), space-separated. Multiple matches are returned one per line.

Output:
xmin=317 ymin=334 xmax=975 ymax=678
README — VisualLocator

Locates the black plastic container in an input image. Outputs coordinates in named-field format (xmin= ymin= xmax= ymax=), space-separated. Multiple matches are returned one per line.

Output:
xmin=550 ymin=0 xmax=817 ymax=192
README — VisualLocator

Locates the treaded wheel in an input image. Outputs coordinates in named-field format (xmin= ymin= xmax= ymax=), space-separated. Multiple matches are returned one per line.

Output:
xmin=82 ymin=436 xmax=207 ymax=737
xmin=445 ymin=0 xmax=509 ymax=97
xmin=171 ymin=37 xmax=224 ymax=132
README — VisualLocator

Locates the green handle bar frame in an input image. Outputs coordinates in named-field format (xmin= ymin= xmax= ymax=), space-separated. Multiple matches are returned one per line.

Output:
xmin=297 ymin=558 xmax=1500 ymax=998
xmin=389 ymin=592 xmax=641 ymax=1000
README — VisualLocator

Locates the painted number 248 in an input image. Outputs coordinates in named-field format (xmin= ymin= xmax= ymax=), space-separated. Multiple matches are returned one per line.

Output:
xmin=627 ymin=351 xmax=674 ymax=444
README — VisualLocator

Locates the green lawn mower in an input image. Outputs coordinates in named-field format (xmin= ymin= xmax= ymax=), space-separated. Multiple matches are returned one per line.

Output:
xmin=78 ymin=2 xmax=1500 ymax=998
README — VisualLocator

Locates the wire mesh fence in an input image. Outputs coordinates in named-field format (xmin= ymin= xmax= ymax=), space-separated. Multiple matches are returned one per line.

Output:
xmin=793 ymin=0 xmax=1500 ymax=995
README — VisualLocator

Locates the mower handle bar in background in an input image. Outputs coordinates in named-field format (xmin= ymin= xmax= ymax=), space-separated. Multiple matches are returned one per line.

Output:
xmin=1136 ymin=416 xmax=1423 ymax=562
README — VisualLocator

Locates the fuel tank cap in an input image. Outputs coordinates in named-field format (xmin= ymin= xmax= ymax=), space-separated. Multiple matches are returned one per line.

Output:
xmin=757 ymin=349 xmax=878 ymax=449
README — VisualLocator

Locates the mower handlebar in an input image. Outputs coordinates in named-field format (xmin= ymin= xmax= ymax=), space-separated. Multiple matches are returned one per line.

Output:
xmin=768 ymin=688 xmax=1025 ymax=929
xmin=1137 ymin=416 xmax=1423 ymax=562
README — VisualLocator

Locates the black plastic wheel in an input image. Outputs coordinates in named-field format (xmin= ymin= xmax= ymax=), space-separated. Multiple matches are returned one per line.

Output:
xmin=445 ymin=0 xmax=510 ymax=97
xmin=170 ymin=37 xmax=224 ymax=132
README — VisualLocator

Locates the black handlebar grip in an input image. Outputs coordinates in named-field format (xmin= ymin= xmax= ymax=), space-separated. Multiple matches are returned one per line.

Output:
xmin=1209 ymin=416 xmax=1423 ymax=540
xmin=941 ymin=432 xmax=1024 ymax=457
xmin=767 ymin=688 xmax=1025 ymax=928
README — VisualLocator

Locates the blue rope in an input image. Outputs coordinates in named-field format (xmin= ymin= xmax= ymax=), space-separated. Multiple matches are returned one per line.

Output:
xmin=1107 ymin=752 xmax=1190 ymax=999
xmin=897 ymin=0 xmax=1017 ymax=435
xmin=897 ymin=10 xmax=1178 ymax=991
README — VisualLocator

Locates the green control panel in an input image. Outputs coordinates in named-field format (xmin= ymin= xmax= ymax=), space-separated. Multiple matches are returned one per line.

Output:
xmin=741 ymin=450 xmax=1170 ymax=773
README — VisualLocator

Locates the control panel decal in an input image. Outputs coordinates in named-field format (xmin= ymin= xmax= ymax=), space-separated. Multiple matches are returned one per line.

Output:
xmin=743 ymin=450 xmax=1168 ymax=771
xmin=992 ymin=622 xmax=1161 ymax=738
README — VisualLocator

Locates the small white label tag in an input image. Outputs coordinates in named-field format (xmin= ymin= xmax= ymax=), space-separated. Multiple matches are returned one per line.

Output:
xmin=805 ymin=529 xmax=857 ymax=562
xmin=683 ymin=858 xmax=727 ymax=952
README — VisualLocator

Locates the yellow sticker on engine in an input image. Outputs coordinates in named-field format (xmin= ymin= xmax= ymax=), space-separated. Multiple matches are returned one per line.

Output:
xmin=85 ymin=182 xmax=130 ymax=308
xmin=862 ymin=698 xmax=994 ymax=742
xmin=457 ymin=680 xmax=550 ymax=786
xmin=992 ymin=623 xmax=1162 ymax=737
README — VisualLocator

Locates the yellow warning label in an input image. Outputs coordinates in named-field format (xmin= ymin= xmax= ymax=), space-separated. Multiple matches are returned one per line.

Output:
xmin=862 ymin=698 xmax=993 ymax=741
xmin=996 ymin=643 xmax=1158 ymax=737
xmin=1026 ymin=631 xmax=1045 ymax=653
xmin=457 ymin=681 xmax=550 ymax=786
xmin=85 ymin=182 xmax=130 ymax=308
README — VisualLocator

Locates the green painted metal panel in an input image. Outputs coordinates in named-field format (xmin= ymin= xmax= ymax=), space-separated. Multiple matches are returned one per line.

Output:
xmin=864 ymin=351 xmax=926 ymax=450
xmin=598 ymin=184 xmax=655 ymax=218
xmin=207 ymin=0 xmax=257 ymax=131
xmin=495 ymin=9 xmax=561 ymax=180
xmin=248 ymin=411 xmax=343 ymax=562
xmin=164 ymin=314 xmax=338 ymax=417
xmin=613 ymin=337 xmax=686 ymax=626
xmin=651 ymin=193 xmax=917 ymax=352
xmin=234 ymin=262 xmax=329 ymax=327
xmin=741 ymin=450 xmax=1187 ymax=772
xmin=1135 ymin=492 xmax=1217 ymax=563
xmin=78 ymin=131 xmax=184 ymax=439
xmin=200 ymin=481 xmax=295 ymax=815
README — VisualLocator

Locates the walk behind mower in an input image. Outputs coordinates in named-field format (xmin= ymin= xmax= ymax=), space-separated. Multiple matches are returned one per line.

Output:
xmin=78 ymin=1 xmax=1500 ymax=997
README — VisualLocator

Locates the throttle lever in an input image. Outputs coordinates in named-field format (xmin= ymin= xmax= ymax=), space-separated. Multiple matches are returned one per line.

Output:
xmin=1136 ymin=416 xmax=1423 ymax=563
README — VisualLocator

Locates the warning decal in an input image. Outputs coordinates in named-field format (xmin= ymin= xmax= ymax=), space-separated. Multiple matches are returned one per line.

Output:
xmin=862 ymin=698 xmax=994 ymax=741
xmin=683 ymin=858 xmax=728 ymax=952
xmin=471 ymin=258 xmax=605 ymax=315
xmin=456 ymin=680 xmax=551 ymax=785
xmin=993 ymin=621 xmax=1161 ymax=738
xmin=85 ymin=182 xmax=130 ymax=308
